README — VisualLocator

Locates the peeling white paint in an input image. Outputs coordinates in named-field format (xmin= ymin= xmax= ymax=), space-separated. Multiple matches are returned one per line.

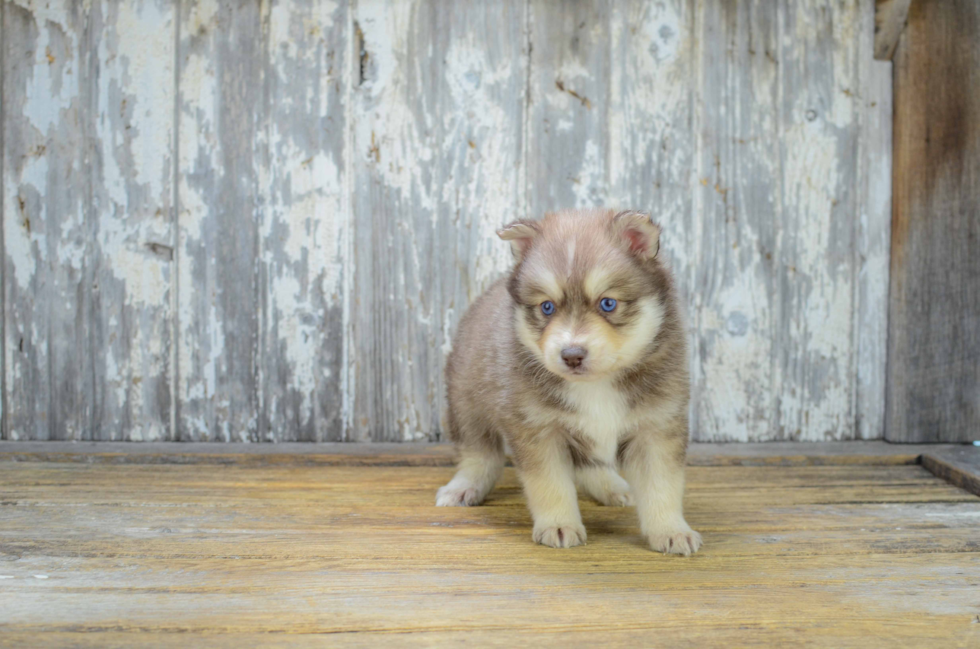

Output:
xmin=571 ymin=141 xmax=606 ymax=208
xmin=2 ymin=0 xmax=177 ymax=440
xmin=4 ymin=0 xmax=891 ymax=443
xmin=106 ymin=1 xmax=173 ymax=195
xmin=4 ymin=159 xmax=47 ymax=291
xmin=20 ymin=10 xmax=78 ymax=134
xmin=442 ymin=34 xmax=521 ymax=291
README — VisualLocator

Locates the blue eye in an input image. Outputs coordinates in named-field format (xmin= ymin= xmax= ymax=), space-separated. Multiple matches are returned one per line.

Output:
xmin=541 ymin=301 xmax=555 ymax=316
xmin=599 ymin=298 xmax=617 ymax=312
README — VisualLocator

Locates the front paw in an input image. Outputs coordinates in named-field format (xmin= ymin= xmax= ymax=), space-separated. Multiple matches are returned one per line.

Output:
xmin=533 ymin=523 xmax=587 ymax=548
xmin=647 ymin=525 xmax=702 ymax=556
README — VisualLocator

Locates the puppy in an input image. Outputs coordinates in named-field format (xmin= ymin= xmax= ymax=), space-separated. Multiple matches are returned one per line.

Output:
xmin=436 ymin=208 xmax=700 ymax=555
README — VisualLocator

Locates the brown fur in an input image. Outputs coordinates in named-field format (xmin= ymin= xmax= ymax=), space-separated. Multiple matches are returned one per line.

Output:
xmin=437 ymin=208 xmax=701 ymax=555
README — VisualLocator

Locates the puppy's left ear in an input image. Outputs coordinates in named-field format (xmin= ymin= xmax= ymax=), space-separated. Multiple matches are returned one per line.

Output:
xmin=612 ymin=210 xmax=661 ymax=260
xmin=497 ymin=220 xmax=539 ymax=260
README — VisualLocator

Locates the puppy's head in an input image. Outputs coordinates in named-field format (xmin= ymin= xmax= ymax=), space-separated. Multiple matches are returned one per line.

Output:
xmin=499 ymin=209 xmax=669 ymax=382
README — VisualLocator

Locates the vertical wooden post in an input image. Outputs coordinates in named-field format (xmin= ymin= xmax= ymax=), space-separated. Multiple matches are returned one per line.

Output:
xmin=874 ymin=0 xmax=913 ymax=60
xmin=887 ymin=0 xmax=980 ymax=442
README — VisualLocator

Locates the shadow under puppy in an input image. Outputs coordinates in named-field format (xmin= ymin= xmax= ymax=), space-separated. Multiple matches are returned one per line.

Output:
xmin=437 ymin=208 xmax=701 ymax=555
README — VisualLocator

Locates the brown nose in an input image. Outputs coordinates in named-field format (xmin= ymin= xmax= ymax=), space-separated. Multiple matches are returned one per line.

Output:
xmin=561 ymin=347 xmax=587 ymax=369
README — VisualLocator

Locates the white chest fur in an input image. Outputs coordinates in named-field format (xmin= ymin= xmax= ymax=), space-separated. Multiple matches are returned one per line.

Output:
xmin=560 ymin=380 xmax=631 ymax=460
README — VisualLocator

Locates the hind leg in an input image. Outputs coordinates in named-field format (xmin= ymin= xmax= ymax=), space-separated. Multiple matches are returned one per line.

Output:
xmin=575 ymin=465 xmax=633 ymax=506
xmin=436 ymin=426 xmax=505 ymax=507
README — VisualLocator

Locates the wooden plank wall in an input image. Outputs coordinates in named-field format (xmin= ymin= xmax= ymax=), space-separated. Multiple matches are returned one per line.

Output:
xmin=1 ymin=0 xmax=892 ymax=443
xmin=886 ymin=0 xmax=980 ymax=443
xmin=2 ymin=0 xmax=176 ymax=441
xmin=175 ymin=0 xmax=349 ymax=443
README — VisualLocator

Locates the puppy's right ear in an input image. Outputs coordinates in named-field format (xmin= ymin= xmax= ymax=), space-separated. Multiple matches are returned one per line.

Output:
xmin=497 ymin=220 xmax=539 ymax=260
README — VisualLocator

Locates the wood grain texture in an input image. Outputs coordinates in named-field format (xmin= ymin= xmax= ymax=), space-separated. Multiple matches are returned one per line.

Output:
xmin=176 ymin=0 xmax=263 ymax=442
xmin=692 ymin=0 xmax=781 ymax=441
xmin=2 ymin=0 xmax=894 ymax=442
xmin=2 ymin=0 xmax=175 ymax=441
xmin=691 ymin=0 xmax=890 ymax=441
xmin=177 ymin=0 xmax=350 ymax=443
xmin=776 ymin=0 xmax=860 ymax=441
xmin=259 ymin=0 xmax=349 ymax=441
xmin=887 ymin=0 xmax=980 ymax=443
xmin=1 ymin=0 xmax=6 ymax=439
xmin=874 ymin=0 xmax=912 ymax=60
xmin=0 ymin=461 xmax=978 ymax=646
xmin=921 ymin=446 xmax=980 ymax=498
xmin=349 ymin=0 xmax=526 ymax=441
xmin=855 ymin=44 xmax=893 ymax=440
xmin=525 ymin=0 xmax=611 ymax=214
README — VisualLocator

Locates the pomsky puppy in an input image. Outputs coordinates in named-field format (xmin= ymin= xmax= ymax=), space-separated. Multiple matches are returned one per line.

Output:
xmin=436 ymin=208 xmax=700 ymax=555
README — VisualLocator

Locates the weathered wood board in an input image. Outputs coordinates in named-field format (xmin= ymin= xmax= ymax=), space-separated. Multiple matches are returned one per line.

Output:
xmin=175 ymin=0 xmax=349 ymax=442
xmin=175 ymin=0 xmax=264 ymax=443
xmin=349 ymin=0 xmax=527 ymax=441
xmin=2 ymin=0 xmax=175 ymax=441
xmin=886 ymin=0 xmax=980 ymax=444
xmin=259 ymin=0 xmax=349 ymax=442
xmin=3 ymin=0 xmax=894 ymax=442
xmin=0 ymin=460 xmax=978 ymax=646
xmin=874 ymin=0 xmax=913 ymax=60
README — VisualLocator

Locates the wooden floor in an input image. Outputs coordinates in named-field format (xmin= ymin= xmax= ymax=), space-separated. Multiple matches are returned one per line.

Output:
xmin=1 ymin=452 xmax=980 ymax=647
